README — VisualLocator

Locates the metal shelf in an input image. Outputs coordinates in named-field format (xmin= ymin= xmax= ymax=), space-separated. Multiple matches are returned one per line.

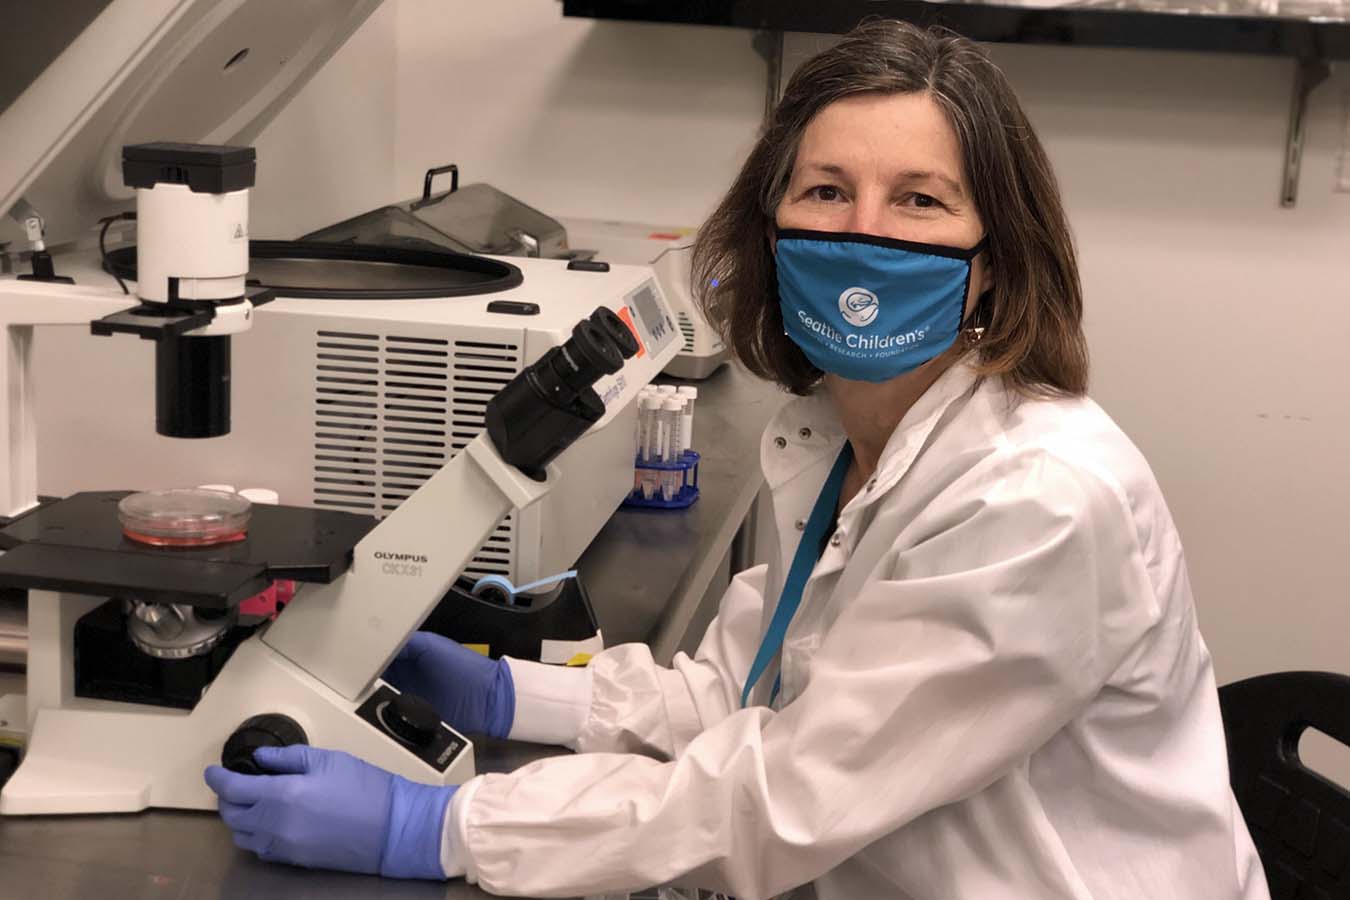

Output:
xmin=562 ymin=0 xmax=1350 ymax=60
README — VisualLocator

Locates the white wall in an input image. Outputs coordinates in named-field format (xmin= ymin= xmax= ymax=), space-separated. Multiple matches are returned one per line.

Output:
xmin=389 ymin=0 xmax=765 ymax=226
xmin=994 ymin=44 xmax=1350 ymax=689
xmin=249 ymin=2 xmax=399 ymax=238
xmin=254 ymin=7 xmax=1349 ymax=689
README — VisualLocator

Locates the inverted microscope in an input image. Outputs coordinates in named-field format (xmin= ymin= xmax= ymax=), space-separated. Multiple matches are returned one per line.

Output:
xmin=0 ymin=142 xmax=670 ymax=813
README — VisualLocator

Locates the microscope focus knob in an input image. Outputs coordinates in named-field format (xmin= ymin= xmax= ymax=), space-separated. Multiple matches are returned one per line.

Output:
xmin=221 ymin=713 xmax=309 ymax=774
xmin=384 ymin=692 xmax=441 ymax=747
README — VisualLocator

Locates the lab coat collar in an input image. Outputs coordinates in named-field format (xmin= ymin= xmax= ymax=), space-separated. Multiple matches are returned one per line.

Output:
xmin=761 ymin=355 xmax=983 ymax=506
xmin=854 ymin=357 xmax=982 ymax=512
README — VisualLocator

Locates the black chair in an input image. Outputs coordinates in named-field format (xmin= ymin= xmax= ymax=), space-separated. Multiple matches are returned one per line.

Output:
xmin=1220 ymin=672 xmax=1350 ymax=900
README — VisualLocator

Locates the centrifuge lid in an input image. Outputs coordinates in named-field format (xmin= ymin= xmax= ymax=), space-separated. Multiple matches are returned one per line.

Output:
xmin=104 ymin=240 xmax=527 ymax=299
xmin=0 ymin=0 xmax=386 ymax=249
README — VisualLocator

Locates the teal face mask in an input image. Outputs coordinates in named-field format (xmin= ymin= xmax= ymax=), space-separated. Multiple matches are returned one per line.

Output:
xmin=775 ymin=228 xmax=987 ymax=383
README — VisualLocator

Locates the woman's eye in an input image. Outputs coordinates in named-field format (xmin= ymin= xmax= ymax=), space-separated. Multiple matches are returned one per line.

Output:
xmin=906 ymin=193 xmax=942 ymax=210
xmin=807 ymin=185 xmax=844 ymax=203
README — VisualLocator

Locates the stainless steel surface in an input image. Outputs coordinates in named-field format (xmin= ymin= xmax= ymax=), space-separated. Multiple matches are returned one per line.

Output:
xmin=579 ymin=363 xmax=783 ymax=662
xmin=0 ymin=739 xmax=569 ymax=900
xmin=304 ymin=183 xmax=570 ymax=260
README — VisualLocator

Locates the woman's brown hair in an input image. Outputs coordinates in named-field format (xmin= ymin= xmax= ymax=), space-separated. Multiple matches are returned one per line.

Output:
xmin=692 ymin=19 xmax=1088 ymax=397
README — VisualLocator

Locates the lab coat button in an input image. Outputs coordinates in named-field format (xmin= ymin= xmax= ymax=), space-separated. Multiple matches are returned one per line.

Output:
xmin=830 ymin=532 xmax=843 ymax=547
xmin=773 ymin=436 xmax=788 ymax=449
xmin=794 ymin=519 xmax=805 ymax=531
xmin=798 ymin=427 xmax=812 ymax=440
xmin=866 ymin=478 xmax=877 ymax=492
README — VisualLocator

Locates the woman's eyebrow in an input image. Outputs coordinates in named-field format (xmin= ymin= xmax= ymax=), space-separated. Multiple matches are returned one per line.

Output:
xmin=800 ymin=162 xmax=964 ymax=198
xmin=896 ymin=169 xmax=965 ymax=198
xmin=801 ymin=161 xmax=850 ymax=178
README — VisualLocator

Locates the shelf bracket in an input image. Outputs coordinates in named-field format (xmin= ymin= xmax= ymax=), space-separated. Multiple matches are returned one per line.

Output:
xmin=752 ymin=29 xmax=784 ymax=122
xmin=1281 ymin=57 xmax=1331 ymax=209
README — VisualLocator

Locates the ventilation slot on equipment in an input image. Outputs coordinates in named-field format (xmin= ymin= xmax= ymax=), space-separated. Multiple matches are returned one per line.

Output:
xmin=311 ymin=331 xmax=523 ymax=576
xmin=677 ymin=311 xmax=696 ymax=353
xmin=451 ymin=341 xmax=518 ymax=444
xmin=463 ymin=512 xmax=516 ymax=581
xmin=312 ymin=332 xmax=381 ymax=514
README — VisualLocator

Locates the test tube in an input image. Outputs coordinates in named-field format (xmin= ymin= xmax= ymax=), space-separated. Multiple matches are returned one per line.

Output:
xmin=642 ymin=395 xmax=665 ymax=499
xmin=676 ymin=386 xmax=697 ymax=453
xmin=662 ymin=398 xmax=683 ymax=464
xmin=642 ymin=394 xmax=664 ymax=462
xmin=661 ymin=397 xmax=684 ymax=501
xmin=635 ymin=390 xmax=651 ymax=460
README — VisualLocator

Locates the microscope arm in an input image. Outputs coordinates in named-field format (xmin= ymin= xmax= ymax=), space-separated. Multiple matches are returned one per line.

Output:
xmin=264 ymin=304 xmax=637 ymax=702
xmin=0 ymin=278 xmax=136 ymax=518
xmin=262 ymin=434 xmax=555 ymax=702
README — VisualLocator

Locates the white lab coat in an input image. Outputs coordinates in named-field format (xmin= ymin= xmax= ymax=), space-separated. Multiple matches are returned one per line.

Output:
xmin=445 ymin=358 xmax=1270 ymax=900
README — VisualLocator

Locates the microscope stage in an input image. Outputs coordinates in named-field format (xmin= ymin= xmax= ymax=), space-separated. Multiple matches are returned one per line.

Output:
xmin=0 ymin=492 xmax=374 ymax=608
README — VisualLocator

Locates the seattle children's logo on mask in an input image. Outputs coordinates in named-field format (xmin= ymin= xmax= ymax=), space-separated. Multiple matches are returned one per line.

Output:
xmin=838 ymin=287 xmax=879 ymax=328
xmin=776 ymin=229 xmax=986 ymax=384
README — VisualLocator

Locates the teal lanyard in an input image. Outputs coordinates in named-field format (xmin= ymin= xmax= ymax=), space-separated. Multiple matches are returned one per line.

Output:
xmin=741 ymin=444 xmax=852 ymax=708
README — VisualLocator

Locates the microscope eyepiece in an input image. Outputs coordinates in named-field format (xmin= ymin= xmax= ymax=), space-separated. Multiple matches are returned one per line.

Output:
xmin=589 ymin=307 xmax=640 ymax=360
xmin=484 ymin=305 xmax=642 ymax=479
xmin=567 ymin=320 xmax=624 ymax=379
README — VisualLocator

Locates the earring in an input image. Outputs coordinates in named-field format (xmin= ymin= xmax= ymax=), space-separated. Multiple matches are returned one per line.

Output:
xmin=963 ymin=326 xmax=986 ymax=347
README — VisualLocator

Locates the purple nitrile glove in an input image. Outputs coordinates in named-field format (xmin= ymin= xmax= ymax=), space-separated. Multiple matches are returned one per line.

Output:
xmin=383 ymin=630 xmax=515 ymax=739
xmin=204 ymin=744 xmax=454 ymax=879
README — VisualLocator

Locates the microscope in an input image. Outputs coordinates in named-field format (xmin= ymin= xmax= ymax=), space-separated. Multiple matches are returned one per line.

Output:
xmin=0 ymin=142 xmax=668 ymax=814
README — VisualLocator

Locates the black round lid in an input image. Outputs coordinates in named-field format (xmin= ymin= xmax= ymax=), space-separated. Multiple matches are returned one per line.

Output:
xmin=384 ymin=692 xmax=442 ymax=747
xmin=104 ymin=240 xmax=524 ymax=300
xmin=221 ymin=713 xmax=309 ymax=775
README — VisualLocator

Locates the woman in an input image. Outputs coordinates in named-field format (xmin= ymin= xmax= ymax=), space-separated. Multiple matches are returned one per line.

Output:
xmin=206 ymin=20 xmax=1269 ymax=899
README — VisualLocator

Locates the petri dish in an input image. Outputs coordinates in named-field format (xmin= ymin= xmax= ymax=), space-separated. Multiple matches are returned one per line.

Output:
xmin=119 ymin=488 xmax=253 ymax=548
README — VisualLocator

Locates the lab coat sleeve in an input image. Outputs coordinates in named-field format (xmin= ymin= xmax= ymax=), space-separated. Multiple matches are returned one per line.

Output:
xmin=453 ymin=451 xmax=1162 ymax=899
xmin=504 ymin=564 xmax=769 ymax=755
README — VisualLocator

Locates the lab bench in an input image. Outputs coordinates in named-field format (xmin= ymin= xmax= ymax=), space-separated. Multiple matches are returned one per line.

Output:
xmin=0 ymin=363 xmax=784 ymax=899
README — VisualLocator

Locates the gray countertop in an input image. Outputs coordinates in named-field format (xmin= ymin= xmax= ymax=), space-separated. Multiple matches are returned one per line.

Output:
xmin=0 ymin=363 xmax=785 ymax=899
xmin=581 ymin=363 xmax=783 ymax=660
xmin=0 ymin=739 xmax=562 ymax=900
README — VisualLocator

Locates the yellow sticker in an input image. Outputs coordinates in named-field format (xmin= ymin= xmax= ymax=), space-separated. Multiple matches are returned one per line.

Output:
xmin=464 ymin=644 xmax=491 ymax=657
xmin=564 ymin=653 xmax=593 ymax=667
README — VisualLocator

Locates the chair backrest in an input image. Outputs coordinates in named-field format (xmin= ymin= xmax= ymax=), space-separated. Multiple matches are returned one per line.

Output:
xmin=1219 ymin=671 xmax=1350 ymax=900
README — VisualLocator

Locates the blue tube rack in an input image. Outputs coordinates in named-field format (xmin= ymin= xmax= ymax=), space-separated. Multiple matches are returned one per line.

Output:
xmin=623 ymin=450 xmax=700 ymax=510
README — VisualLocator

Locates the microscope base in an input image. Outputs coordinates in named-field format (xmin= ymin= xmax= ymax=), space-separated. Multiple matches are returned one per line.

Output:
xmin=1 ymin=594 xmax=475 ymax=815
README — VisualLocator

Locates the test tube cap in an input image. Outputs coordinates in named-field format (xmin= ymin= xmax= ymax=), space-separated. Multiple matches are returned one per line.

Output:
xmin=677 ymin=386 xmax=698 ymax=398
xmin=239 ymin=488 xmax=280 ymax=505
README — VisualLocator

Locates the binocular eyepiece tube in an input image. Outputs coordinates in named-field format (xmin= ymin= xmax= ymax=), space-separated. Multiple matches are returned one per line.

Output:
xmin=485 ymin=307 xmax=641 ymax=480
